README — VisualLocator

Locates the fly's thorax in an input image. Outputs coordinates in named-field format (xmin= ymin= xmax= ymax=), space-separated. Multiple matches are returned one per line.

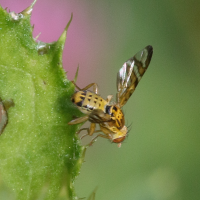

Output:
xmin=105 ymin=104 xmax=125 ymax=129
xmin=71 ymin=90 xmax=107 ymax=114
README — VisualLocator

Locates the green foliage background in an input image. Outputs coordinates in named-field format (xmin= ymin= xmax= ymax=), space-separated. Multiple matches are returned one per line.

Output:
xmin=0 ymin=3 xmax=85 ymax=200
xmin=74 ymin=1 xmax=200 ymax=200
xmin=0 ymin=1 xmax=200 ymax=200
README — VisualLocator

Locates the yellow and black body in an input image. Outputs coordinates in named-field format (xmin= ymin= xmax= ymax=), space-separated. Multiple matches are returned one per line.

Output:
xmin=68 ymin=45 xmax=153 ymax=147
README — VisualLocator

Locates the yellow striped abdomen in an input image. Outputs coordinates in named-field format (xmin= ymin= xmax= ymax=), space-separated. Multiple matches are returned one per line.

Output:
xmin=71 ymin=90 xmax=107 ymax=114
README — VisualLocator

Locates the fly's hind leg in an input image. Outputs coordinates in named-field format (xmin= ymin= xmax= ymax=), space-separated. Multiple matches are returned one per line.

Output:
xmin=71 ymin=81 xmax=99 ymax=94
xmin=68 ymin=115 xmax=89 ymax=125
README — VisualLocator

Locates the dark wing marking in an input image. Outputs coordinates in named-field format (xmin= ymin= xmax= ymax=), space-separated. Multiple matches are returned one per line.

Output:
xmin=89 ymin=109 xmax=112 ymax=124
xmin=117 ymin=45 xmax=153 ymax=107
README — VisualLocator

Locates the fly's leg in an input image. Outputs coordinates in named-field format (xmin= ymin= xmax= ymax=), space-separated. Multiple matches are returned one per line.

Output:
xmin=71 ymin=81 xmax=99 ymax=94
xmin=80 ymin=130 xmax=102 ymax=140
xmin=76 ymin=128 xmax=90 ymax=137
xmin=76 ymin=123 xmax=110 ymax=146
xmin=88 ymin=134 xmax=110 ymax=146
xmin=68 ymin=115 xmax=89 ymax=125
xmin=88 ymin=122 xmax=96 ymax=135
xmin=79 ymin=123 xmax=96 ymax=139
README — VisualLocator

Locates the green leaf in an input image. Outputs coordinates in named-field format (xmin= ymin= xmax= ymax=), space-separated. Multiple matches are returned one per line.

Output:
xmin=0 ymin=2 xmax=85 ymax=200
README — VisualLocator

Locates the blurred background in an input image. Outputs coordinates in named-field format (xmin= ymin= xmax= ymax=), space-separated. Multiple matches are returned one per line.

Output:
xmin=0 ymin=0 xmax=200 ymax=200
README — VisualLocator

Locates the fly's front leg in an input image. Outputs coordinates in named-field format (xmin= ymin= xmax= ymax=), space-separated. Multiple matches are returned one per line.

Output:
xmin=88 ymin=134 xmax=110 ymax=146
xmin=81 ymin=130 xmax=102 ymax=140
xmin=71 ymin=81 xmax=99 ymax=94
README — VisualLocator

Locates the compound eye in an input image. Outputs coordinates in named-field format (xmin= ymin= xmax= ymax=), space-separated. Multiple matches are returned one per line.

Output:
xmin=113 ymin=136 xmax=126 ymax=143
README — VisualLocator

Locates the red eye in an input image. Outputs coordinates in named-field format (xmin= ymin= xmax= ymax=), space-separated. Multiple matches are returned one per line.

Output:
xmin=113 ymin=136 xmax=126 ymax=143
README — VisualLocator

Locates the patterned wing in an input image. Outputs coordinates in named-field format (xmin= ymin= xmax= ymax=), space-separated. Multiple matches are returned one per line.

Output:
xmin=89 ymin=109 xmax=112 ymax=124
xmin=117 ymin=45 xmax=153 ymax=107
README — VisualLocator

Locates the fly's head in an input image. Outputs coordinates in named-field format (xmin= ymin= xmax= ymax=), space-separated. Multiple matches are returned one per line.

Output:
xmin=105 ymin=125 xmax=128 ymax=148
